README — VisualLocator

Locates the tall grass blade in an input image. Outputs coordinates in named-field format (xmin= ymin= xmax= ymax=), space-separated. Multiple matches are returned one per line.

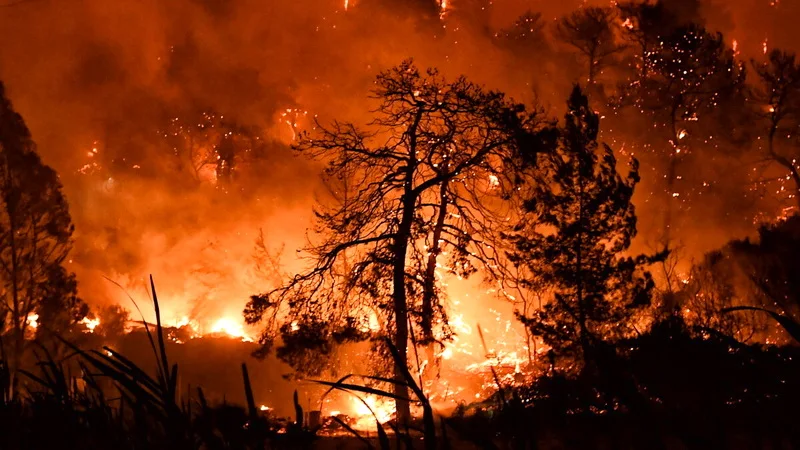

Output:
xmin=293 ymin=390 xmax=304 ymax=428
xmin=149 ymin=275 xmax=172 ymax=393
xmin=330 ymin=415 xmax=375 ymax=449
xmin=242 ymin=363 xmax=258 ymax=420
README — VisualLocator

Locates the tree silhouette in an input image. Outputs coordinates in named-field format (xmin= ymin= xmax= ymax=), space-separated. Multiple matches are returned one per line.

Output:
xmin=555 ymin=7 xmax=624 ymax=87
xmin=616 ymin=0 xmax=699 ymax=81
xmin=33 ymin=264 xmax=87 ymax=354
xmin=726 ymin=216 xmax=800 ymax=334
xmin=623 ymin=24 xmax=743 ymax=245
xmin=245 ymin=61 xmax=545 ymax=423
xmin=750 ymin=50 xmax=800 ymax=210
xmin=0 ymin=81 xmax=79 ymax=392
xmin=507 ymin=86 xmax=659 ymax=370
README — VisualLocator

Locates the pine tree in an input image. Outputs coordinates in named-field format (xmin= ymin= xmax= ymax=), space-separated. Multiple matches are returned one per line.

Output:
xmin=555 ymin=7 xmax=625 ymax=88
xmin=508 ymin=86 xmax=658 ymax=369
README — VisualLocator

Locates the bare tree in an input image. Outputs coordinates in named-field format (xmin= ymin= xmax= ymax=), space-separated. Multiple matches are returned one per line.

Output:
xmin=245 ymin=61 xmax=546 ymax=423
xmin=751 ymin=50 xmax=800 ymax=210
xmin=681 ymin=251 xmax=768 ymax=343
xmin=555 ymin=7 xmax=625 ymax=87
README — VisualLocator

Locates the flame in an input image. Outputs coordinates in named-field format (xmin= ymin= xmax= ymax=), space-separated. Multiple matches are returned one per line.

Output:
xmin=210 ymin=317 xmax=253 ymax=342
xmin=80 ymin=316 xmax=101 ymax=333
xmin=622 ymin=17 xmax=634 ymax=30
xmin=26 ymin=313 xmax=39 ymax=330
xmin=350 ymin=394 xmax=395 ymax=430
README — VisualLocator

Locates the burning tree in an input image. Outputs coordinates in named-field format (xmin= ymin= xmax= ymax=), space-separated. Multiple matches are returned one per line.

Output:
xmin=245 ymin=61 xmax=544 ymax=423
xmin=555 ymin=6 xmax=625 ymax=88
xmin=507 ymin=86 xmax=659 ymax=370
xmin=0 ymin=81 xmax=81 ymax=391
xmin=160 ymin=111 xmax=267 ymax=185
xmin=621 ymin=23 xmax=744 ymax=245
xmin=750 ymin=49 xmax=800 ymax=210
xmin=616 ymin=0 xmax=697 ymax=81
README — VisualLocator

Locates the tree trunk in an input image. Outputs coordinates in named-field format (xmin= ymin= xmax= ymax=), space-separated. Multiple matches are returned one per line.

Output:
xmin=392 ymin=193 xmax=415 ymax=426
xmin=5 ymin=159 xmax=22 ymax=398
xmin=391 ymin=106 xmax=425 ymax=426
xmin=662 ymin=103 xmax=681 ymax=250
xmin=421 ymin=180 xmax=449 ymax=363
xmin=588 ymin=47 xmax=597 ymax=87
